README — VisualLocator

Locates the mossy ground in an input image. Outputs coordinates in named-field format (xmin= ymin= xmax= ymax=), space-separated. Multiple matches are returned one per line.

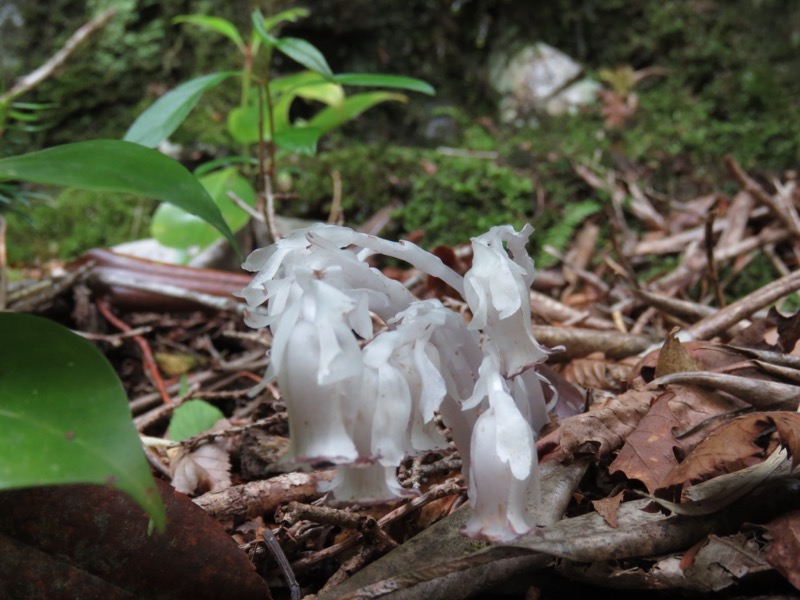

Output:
xmin=5 ymin=189 xmax=155 ymax=264
xmin=3 ymin=0 xmax=798 ymax=293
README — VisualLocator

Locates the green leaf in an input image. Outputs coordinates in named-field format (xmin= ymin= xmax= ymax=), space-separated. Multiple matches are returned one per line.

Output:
xmin=251 ymin=10 xmax=333 ymax=78
xmin=0 ymin=312 xmax=166 ymax=531
xmin=0 ymin=140 xmax=240 ymax=254
xmin=226 ymin=104 xmax=262 ymax=145
xmin=307 ymin=91 xmax=407 ymax=133
xmin=261 ymin=7 xmax=310 ymax=33
xmin=151 ymin=167 xmax=255 ymax=251
xmin=167 ymin=400 xmax=225 ymax=442
xmin=7 ymin=110 xmax=41 ymax=122
xmin=275 ymin=37 xmax=334 ymax=78
xmin=174 ymin=15 xmax=245 ymax=53
xmin=274 ymin=127 xmax=322 ymax=156
xmin=124 ymin=72 xmax=238 ymax=148
xmin=333 ymin=73 xmax=436 ymax=95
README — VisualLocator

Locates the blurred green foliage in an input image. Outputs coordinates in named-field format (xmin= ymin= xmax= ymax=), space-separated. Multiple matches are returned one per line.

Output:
xmin=5 ymin=188 xmax=155 ymax=263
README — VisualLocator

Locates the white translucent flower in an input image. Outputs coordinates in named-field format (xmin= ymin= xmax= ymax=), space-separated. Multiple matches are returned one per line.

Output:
xmin=464 ymin=224 xmax=548 ymax=377
xmin=458 ymin=352 xmax=541 ymax=542
xmin=462 ymin=406 xmax=539 ymax=542
xmin=278 ymin=319 xmax=359 ymax=463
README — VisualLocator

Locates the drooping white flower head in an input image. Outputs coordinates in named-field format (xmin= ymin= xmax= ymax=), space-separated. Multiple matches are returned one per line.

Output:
xmin=464 ymin=224 xmax=549 ymax=377
xmin=462 ymin=405 xmax=539 ymax=542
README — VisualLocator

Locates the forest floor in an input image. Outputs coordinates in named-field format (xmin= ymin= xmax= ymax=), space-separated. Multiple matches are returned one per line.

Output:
xmin=4 ymin=152 xmax=800 ymax=599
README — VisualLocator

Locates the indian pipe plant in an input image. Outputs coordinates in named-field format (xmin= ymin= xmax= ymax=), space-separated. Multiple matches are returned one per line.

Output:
xmin=239 ymin=222 xmax=554 ymax=542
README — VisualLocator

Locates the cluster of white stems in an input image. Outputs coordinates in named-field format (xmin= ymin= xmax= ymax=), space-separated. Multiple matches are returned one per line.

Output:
xmin=239 ymin=223 xmax=552 ymax=542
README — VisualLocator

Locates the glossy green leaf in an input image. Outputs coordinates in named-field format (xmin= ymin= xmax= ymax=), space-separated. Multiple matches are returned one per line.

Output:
xmin=333 ymin=73 xmax=436 ymax=95
xmin=124 ymin=72 xmax=238 ymax=148
xmin=167 ymin=400 xmax=226 ymax=442
xmin=174 ymin=15 xmax=245 ymax=53
xmin=251 ymin=10 xmax=333 ymax=78
xmin=0 ymin=140 xmax=240 ymax=254
xmin=0 ymin=312 xmax=166 ymax=531
xmin=307 ymin=91 xmax=407 ymax=133
xmin=151 ymin=167 xmax=255 ymax=251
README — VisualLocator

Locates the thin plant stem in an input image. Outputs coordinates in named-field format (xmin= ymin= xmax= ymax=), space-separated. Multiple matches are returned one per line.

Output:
xmin=256 ymin=84 xmax=281 ymax=242
xmin=0 ymin=214 xmax=6 ymax=310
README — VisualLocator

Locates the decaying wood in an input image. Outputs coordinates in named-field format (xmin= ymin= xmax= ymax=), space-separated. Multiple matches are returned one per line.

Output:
xmin=194 ymin=471 xmax=336 ymax=521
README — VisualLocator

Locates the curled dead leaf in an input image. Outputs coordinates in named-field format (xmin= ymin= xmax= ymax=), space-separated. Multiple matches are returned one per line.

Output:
xmin=168 ymin=442 xmax=232 ymax=496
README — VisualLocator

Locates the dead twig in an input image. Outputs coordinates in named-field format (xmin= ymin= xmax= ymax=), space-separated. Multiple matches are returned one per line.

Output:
xmin=261 ymin=526 xmax=301 ymax=600
xmin=0 ymin=9 xmax=116 ymax=104
xmin=193 ymin=470 xmax=336 ymax=521
xmin=530 ymin=290 xmax=616 ymax=331
xmin=95 ymin=297 xmax=171 ymax=404
xmin=685 ymin=268 xmax=800 ymax=340
xmin=280 ymin=502 xmax=398 ymax=551
xmin=704 ymin=207 xmax=726 ymax=310
xmin=327 ymin=170 xmax=344 ymax=225
xmin=649 ymin=371 xmax=800 ymax=410
xmin=725 ymin=154 xmax=800 ymax=238
xmin=532 ymin=325 xmax=653 ymax=360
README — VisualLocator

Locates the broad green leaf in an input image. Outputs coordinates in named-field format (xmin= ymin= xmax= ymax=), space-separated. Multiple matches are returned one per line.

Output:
xmin=307 ymin=91 xmax=407 ymax=133
xmin=124 ymin=72 xmax=238 ymax=148
xmin=274 ymin=127 xmax=322 ymax=156
xmin=333 ymin=73 xmax=436 ymax=95
xmin=167 ymin=400 xmax=226 ymax=442
xmin=0 ymin=312 xmax=166 ymax=531
xmin=152 ymin=167 xmax=255 ymax=251
xmin=261 ymin=7 xmax=309 ymax=33
xmin=174 ymin=15 xmax=245 ymax=53
xmin=251 ymin=10 xmax=333 ymax=78
xmin=0 ymin=140 xmax=240 ymax=254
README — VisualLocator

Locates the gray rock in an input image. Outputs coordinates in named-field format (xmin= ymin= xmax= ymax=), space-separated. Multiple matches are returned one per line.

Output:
xmin=489 ymin=42 xmax=599 ymax=124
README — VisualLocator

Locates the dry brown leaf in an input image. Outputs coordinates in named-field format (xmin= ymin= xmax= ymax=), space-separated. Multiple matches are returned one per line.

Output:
xmin=168 ymin=442 xmax=232 ymax=496
xmin=550 ymin=389 xmax=658 ymax=459
xmin=767 ymin=412 xmax=800 ymax=468
xmin=560 ymin=352 xmax=635 ymax=392
xmin=592 ymin=491 xmax=624 ymax=528
xmin=765 ymin=509 xmax=800 ymax=590
xmin=662 ymin=414 xmax=771 ymax=490
xmin=632 ymin=341 xmax=763 ymax=388
xmin=770 ymin=307 xmax=800 ymax=353
xmin=655 ymin=328 xmax=700 ymax=378
xmin=609 ymin=385 xmax=744 ymax=493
